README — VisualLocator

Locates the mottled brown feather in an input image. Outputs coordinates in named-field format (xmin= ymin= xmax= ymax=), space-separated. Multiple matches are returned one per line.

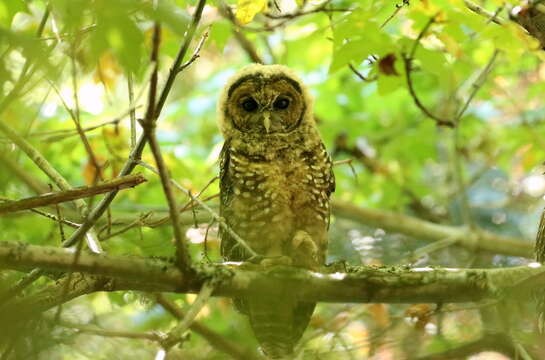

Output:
xmin=218 ymin=64 xmax=335 ymax=358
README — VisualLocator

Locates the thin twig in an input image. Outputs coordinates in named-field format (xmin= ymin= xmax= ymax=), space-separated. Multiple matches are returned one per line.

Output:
xmin=464 ymin=0 xmax=505 ymax=25
xmin=0 ymin=117 xmax=103 ymax=255
xmin=99 ymin=212 xmax=153 ymax=241
xmin=0 ymin=118 xmax=88 ymax=212
xmin=128 ymin=73 xmax=137 ymax=149
xmin=264 ymin=0 xmax=348 ymax=19
xmin=381 ymin=0 xmax=410 ymax=28
xmin=58 ymin=321 xmax=164 ymax=342
xmin=59 ymin=0 xmax=208 ymax=251
xmin=22 ymin=106 xmax=141 ymax=141
xmin=156 ymin=294 xmax=258 ymax=360
xmin=140 ymin=22 xmax=192 ymax=273
xmin=402 ymin=15 xmax=455 ymax=128
xmin=403 ymin=235 xmax=459 ymax=263
xmin=243 ymin=0 xmax=352 ymax=32
xmin=154 ymin=0 xmax=207 ymax=116
xmin=332 ymin=159 xmax=353 ymax=166
xmin=138 ymin=161 xmax=258 ymax=258
xmin=51 ymin=184 xmax=66 ymax=244
xmin=29 ymin=208 xmax=80 ymax=228
xmin=160 ymin=281 xmax=215 ymax=349
xmin=147 ymin=193 xmax=220 ymax=227
xmin=348 ymin=63 xmax=377 ymax=82
xmin=0 ymin=174 xmax=147 ymax=215
xmin=0 ymin=269 xmax=43 ymax=305
xmin=451 ymin=49 xmax=499 ymax=228
xmin=176 ymin=27 xmax=210 ymax=74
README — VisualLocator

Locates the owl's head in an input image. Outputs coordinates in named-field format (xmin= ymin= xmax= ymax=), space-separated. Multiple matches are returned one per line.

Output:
xmin=218 ymin=64 xmax=314 ymax=138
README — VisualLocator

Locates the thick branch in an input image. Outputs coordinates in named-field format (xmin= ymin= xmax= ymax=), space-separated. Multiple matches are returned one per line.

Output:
xmin=0 ymin=241 xmax=542 ymax=304
xmin=0 ymin=174 xmax=147 ymax=215
xmin=332 ymin=200 xmax=533 ymax=258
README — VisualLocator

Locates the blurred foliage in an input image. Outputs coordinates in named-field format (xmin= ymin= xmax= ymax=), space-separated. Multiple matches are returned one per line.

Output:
xmin=1 ymin=0 xmax=545 ymax=358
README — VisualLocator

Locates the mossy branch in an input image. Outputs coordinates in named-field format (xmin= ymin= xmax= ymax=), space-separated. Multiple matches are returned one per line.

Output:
xmin=0 ymin=241 xmax=542 ymax=306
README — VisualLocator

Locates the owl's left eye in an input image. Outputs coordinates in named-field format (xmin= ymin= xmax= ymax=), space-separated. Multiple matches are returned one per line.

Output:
xmin=241 ymin=98 xmax=259 ymax=112
xmin=273 ymin=97 xmax=290 ymax=110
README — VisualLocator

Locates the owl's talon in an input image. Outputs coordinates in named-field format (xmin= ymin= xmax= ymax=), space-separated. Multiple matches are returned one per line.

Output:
xmin=260 ymin=256 xmax=292 ymax=267
xmin=292 ymin=231 xmax=317 ymax=252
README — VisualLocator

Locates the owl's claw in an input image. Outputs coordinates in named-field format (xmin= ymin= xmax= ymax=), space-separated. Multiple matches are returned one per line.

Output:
xmin=292 ymin=230 xmax=320 ymax=270
xmin=292 ymin=230 xmax=318 ymax=253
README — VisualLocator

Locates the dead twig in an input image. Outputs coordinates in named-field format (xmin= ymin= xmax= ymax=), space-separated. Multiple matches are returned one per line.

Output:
xmin=0 ymin=174 xmax=147 ymax=215
xmin=176 ymin=27 xmax=210 ymax=74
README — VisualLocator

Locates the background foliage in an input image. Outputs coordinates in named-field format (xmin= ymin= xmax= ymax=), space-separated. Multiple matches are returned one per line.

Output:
xmin=1 ymin=0 xmax=544 ymax=358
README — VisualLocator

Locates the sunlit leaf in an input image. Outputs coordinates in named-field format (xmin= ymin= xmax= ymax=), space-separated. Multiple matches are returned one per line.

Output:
xmin=235 ymin=0 xmax=268 ymax=25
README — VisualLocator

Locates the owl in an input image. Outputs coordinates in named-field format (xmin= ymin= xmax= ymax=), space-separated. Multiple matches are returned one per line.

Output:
xmin=217 ymin=64 xmax=335 ymax=358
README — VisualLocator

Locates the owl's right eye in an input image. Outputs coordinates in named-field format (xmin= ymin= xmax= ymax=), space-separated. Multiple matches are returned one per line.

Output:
xmin=241 ymin=98 xmax=259 ymax=112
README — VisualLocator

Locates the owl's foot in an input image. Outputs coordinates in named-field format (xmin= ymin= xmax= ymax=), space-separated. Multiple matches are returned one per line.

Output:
xmin=291 ymin=230 xmax=320 ymax=270
xmin=260 ymin=256 xmax=293 ymax=267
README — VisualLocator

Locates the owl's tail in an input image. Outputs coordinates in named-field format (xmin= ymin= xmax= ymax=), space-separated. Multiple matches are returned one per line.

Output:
xmin=247 ymin=296 xmax=315 ymax=359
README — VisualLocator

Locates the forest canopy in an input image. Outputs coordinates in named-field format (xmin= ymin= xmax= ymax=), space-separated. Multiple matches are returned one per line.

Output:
xmin=1 ymin=0 xmax=545 ymax=359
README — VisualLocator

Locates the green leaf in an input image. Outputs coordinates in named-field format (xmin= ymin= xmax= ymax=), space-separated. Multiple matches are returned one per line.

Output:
xmin=89 ymin=12 xmax=144 ymax=75
xmin=330 ymin=21 xmax=394 ymax=73
xmin=210 ymin=21 xmax=231 ymax=52
xmin=141 ymin=0 xmax=190 ymax=36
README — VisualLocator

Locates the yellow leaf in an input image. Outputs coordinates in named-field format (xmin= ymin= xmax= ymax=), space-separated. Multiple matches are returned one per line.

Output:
xmin=235 ymin=0 xmax=268 ymax=25
xmin=93 ymin=52 xmax=122 ymax=90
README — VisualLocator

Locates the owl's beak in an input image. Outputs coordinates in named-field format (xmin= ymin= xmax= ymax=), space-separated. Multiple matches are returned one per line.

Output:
xmin=262 ymin=111 xmax=271 ymax=133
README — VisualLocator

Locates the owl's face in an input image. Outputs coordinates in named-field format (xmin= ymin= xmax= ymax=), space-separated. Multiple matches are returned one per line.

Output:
xmin=220 ymin=65 xmax=311 ymax=135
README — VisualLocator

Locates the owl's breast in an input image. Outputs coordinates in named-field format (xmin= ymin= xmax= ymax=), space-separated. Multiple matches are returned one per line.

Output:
xmin=226 ymin=140 xmax=332 ymax=249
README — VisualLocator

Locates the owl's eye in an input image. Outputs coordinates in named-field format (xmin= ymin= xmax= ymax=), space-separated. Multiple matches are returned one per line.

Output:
xmin=273 ymin=97 xmax=290 ymax=110
xmin=241 ymin=98 xmax=259 ymax=112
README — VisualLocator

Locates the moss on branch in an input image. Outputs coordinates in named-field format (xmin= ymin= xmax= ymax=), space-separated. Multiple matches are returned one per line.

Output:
xmin=0 ymin=241 xmax=542 ymax=307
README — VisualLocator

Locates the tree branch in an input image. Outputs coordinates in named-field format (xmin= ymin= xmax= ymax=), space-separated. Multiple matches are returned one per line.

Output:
xmin=0 ymin=241 xmax=542 ymax=305
xmin=402 ymin=15 xmax=456 ymax=128
xmin=140 ymin=22 xmax=192 ymax=273
xmin=161 ymin=281 xmax=215 ymax=349
xmin=0 ymin=174 xmax=147 ymax=215
xmin=59 ymin=0 xmax=207 ymax=250
xmin=156 ymin=294 xmax=260 ymax=360
xmin=332 ymin=200 xmax=533 ymax=258
xmin=0 ymin=120 xmax=89 ymax=215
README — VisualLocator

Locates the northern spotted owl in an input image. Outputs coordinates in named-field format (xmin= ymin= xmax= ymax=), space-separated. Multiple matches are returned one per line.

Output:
xmin=217 ymin=64 xmax=335 ymax=358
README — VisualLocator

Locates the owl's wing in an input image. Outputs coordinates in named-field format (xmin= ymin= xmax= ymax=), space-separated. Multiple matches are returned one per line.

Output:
xmin=219 ymin=139 xmax=248 ymax=262
xmin=219 ymin=139 xmax=234 ymax=259
xmin=325 ymin=146 xmax=336 ymax=229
